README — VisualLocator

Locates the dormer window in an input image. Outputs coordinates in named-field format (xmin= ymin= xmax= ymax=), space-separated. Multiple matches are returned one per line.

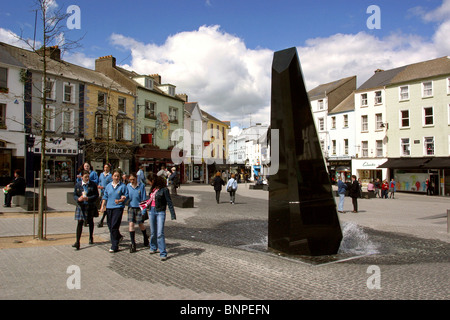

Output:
xmin=145 ymin=77 xmax=153 ymax=90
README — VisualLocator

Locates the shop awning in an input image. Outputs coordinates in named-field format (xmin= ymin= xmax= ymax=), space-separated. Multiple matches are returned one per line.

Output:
xmin=422 ymin=157 xmax=450 ymax=169
xmin=378 ymin=157 xmax=449 ymax=169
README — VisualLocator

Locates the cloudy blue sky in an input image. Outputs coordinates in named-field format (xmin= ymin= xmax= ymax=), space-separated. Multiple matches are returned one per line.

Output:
xmin=1 ymin=0 xmax=449 ymax=128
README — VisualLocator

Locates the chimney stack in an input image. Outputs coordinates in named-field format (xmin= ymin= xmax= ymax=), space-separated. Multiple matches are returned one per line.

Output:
xmin=95 ymin=55 xmax=117 ymax=72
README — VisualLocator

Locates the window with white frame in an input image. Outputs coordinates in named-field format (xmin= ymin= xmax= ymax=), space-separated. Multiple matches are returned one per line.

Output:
xmin=320 ymin=140 xmax=325 ymax=153
xmin=422 ymin=81 xmax=433 ymax=98
xmin=63 ymin=82 xmax=75 ymax=103
xmin=169 ymin=107 xmax=178 ymax=122
xmin=423 ymin=107 xmax=434 ymax=126
xmin=145 ymin=77 xmax=153 ymax=89
xmin=144 ymin=101 xmax=156 ymax=119
xmin=332 ymin=140 xmax=336 ymax=155
xmin=344 ymin=139 xmax=348 ymax=155
xmin=318 ymin=118 xmax=324 ymax=131
xmin=116 ymin=117 xmax=131 ymax=141
xmin=376 ymin=140 xmax=383 ymax=157
xmin=361 ymin=115 xmax=368 ymax=132
xmin=399 ymin=86 xmax=409 ymax=101
xmin=374 ymin=91 xmax=382 ymax=104
xmin=400 ymin=110 xmax=410 ymax=128
xmin=375 ymin=113 xmax=383 ymax=130
xmin=43 ymin=105 xmax=55 ymax=131
xmin=424 ymin=137 xmax=434 ymax=155
xmin=44 ymin=79 xmax=56 ymax=100
xmin=361 ymin=141 xmax=369 ymax=157
xmin=95 ymin=113 xmax=113 ymax=139
xmin=343 ymin=114 xmax=348 ymax=128
xmin=118 ymin=97 xmax=126 ymax=113
xmin=331 ymin=116 xmax=336 ymax=129
xmin=401 ymin=138 xmax=410 ymax=156
xmin=361 ymin=94 xmax=368 ymax=106
xmin=62 ymin=109 xmax=75 ymax=133
xmin=318 ymin=100 xmax=324 ymax=110
xmin=98 ymin=92 xmax=107 ymax=109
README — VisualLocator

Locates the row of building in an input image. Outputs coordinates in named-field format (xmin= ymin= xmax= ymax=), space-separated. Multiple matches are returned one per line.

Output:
xmin=1 ymin=41 xmax=449 ymax=195
xmin=0 ymin=42 xmax=230 ymax=187
xmin=311 ymin=56 xmax=450 ymax=196
xmin=226 ymin=56 xmax=450 ymax=196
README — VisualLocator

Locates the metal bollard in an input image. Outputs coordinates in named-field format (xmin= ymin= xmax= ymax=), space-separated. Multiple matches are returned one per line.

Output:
xmin=448 ymin=210 xmax=450 ymax=233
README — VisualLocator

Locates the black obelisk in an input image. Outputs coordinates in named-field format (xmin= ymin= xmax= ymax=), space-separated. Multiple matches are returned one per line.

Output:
xmin=268 ymin=47 xmax=342 ymax=256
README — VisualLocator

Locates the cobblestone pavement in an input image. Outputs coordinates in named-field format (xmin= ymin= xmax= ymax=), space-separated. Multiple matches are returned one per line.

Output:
xmin=0 ymin=183 xmax=449 ymax=301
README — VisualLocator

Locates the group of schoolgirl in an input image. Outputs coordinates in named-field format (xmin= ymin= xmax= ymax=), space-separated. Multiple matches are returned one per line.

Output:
xmin=73 ymin=162 xmax=175 ymax=260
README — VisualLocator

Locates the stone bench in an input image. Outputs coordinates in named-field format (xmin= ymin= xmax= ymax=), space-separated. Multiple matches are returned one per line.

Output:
xmin=171 ymin=194 xmax=194 ymax=208
xmin=12 ymin=191 xmax=47 ymax=211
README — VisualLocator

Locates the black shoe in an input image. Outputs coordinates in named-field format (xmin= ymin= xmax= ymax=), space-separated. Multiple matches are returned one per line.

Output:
xmin=130 ymin=244 xmax=136 ymax=253
xmin=89 ymin=237 xmax=94 ymax=245
xmin=143 ymin=236 xmax=149 ymax=247
xmin=72 ymin=242 xmax=80 ymax=250
xmin=3 ymin=204 xmax=11 ymax=208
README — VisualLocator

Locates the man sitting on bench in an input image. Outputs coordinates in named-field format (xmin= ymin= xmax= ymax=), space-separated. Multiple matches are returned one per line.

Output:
xmin=3 ymin=169 xmax=26 ymax=207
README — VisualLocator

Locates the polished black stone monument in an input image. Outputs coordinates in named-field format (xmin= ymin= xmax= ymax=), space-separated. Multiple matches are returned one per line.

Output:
xmin=268 ymin=47 xmax=343 ymax=256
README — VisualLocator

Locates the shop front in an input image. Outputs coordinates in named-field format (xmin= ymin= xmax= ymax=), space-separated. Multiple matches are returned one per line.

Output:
xmin=136 ymin=145 xmax=182 ymax=182
xmin=327 ymin=158 xmax=352 ymax=183
xmin=379 ymin=157 xmax=450 ymax=196
xmin=352 ymin=158 xmax=387 ymax=188
xmin=31 ymin=137 xmax=79 ymax=183
xmin=87 ymin=142 xmax=136 ymax=175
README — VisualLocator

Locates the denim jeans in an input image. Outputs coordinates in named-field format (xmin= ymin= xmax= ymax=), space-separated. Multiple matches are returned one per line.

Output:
xmin=149 ymin=206 xmax=167 ymax=257
xmin=338 ymin=193 xmax=345 ymax=211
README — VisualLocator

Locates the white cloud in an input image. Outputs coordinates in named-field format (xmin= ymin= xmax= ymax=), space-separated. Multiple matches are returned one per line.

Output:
xmin=110 ymin=25 xmax=273 ymax=126
xmin=110 ymin=11 xmax=449 ymax=128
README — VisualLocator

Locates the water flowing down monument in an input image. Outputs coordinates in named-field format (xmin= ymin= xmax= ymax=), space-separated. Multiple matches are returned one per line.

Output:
xmin=268 ymin=47 xmax=343 ymax=256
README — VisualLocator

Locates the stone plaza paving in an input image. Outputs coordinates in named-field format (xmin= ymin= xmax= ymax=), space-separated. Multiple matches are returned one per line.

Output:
xmin=0 ymin=183 xmax=449 ymax=301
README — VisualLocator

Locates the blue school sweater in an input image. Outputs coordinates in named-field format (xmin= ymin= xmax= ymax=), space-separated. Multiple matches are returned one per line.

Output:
xmin=127 ymin=182 xmax=147 ymax=208
xmin=102 ymin=182 xmax=129 ymax=209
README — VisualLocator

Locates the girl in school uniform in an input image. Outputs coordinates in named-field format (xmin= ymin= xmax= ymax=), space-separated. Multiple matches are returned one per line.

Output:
xmin=127 ymin=172 xmax=148 ymax=253
xmin=100 ymin=169 xmax=129 ymax=253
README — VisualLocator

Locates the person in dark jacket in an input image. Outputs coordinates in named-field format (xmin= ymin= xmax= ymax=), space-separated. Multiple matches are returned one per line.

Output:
xmin=349 ymin=175 xmax=360 ymax=213
xmin=73 ymin=170 xmax=99 ymax=250
xmin=3 ymin=169 xmax=26 ymax=207
xmin=147 ymin=175 xmax=176 ymax=260
xmin=211 ymin=171 xmax=225 ymax=204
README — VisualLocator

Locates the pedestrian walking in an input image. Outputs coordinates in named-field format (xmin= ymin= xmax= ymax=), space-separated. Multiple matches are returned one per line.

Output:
xmin=337 ymin=176 xmax=347 ymax=213
xmin=100 ymin=169 xmax=129 ymax=253
xmin=127 ymin=172 xmax=149 ymax=253
xmin=97 ymin=164 xmax=113 ymax=228
xmin=374 ymin=178 xmax=381 ymax=198
xmin=144 ymin=175 xmax=176 ymax=261
xmin=137 ymin=165 xmax=146 ymax=186
xmin=381 ymin=179 xmax=389 ymax=199
xmin=3 ymin=169 xmax=26 ymax=207
xmin=211 ymin=171 xmax=225 ymax=204
xmin=168 ymin=167 xmax=180 ymax=195
xmin=389 ymin=178 xmax=396 ymax=199
xmin=226 ymin=173 xmax=238 ymax=204
xmin=367 ymin=180 xmax=375 ymax=196
xmin=73 ymin=170 xmax=99 ymax=250
xmin=349 ymin=175 xmax=359 ymax=213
